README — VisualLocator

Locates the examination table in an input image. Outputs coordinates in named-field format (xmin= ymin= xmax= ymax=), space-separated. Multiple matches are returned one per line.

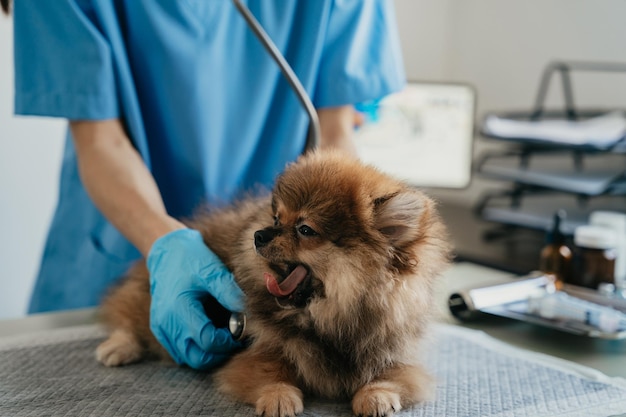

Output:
xmin=1 ymin=263 xmax=625 ymax=417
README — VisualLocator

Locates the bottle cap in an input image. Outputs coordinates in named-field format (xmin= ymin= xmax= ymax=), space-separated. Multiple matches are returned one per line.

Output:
xmin=574 ymin=225 xmax=618 ymax=249
xmin=590 ymin=211 xmax=626 ymax=233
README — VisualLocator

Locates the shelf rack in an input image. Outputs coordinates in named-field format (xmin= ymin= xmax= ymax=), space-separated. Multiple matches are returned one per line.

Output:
xmin=474 ymin=61 xmax=626 ymax=236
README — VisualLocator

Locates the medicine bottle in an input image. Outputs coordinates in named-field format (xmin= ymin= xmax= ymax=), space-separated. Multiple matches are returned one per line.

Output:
xmin=539 ymin=210 xmax=572 ymax=283
xmin=570 ymin=225 xmax=617 ymax=290
xmin=589 ymin=211 xmax=626 ymax=292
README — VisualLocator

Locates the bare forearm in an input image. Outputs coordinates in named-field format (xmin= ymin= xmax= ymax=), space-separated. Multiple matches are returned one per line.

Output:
xmin=317 ymin=105 xmax=358 ymax=156
xmin=70 ymin=119 xmax=185 ymax=256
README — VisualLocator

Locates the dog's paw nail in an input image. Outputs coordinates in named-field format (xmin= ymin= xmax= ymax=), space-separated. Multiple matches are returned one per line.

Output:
xmin=255 ymin=383 xmax=303 ymax=417
xmin=352 ymin=385 xmax=401 ymax=417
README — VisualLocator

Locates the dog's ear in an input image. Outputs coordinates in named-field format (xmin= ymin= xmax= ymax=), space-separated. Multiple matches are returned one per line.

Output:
xmin=373 ymin=190 xmax=427 ymax=248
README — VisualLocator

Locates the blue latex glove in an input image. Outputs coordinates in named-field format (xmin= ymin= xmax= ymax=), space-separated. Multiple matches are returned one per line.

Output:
xmin=147 ymin=228 xmax=245 ymax=369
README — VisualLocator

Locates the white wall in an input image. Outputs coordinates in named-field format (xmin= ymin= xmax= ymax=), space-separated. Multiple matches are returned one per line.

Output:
xmin=397 ymin=0 xmax=626 ymax=204
xmin=394 ymin=0 xmax=452 ymax=81
xmin=2 ymin=1 xmax=626 ymax=318
xmin=0 ymin=14 xmax=65 ymax=319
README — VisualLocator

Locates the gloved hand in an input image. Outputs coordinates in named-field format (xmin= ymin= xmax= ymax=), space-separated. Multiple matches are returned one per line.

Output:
xmin=147 ymin=228 xmax=245 ymax=369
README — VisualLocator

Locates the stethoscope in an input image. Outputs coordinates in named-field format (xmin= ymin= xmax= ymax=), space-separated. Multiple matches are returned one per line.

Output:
xmin=228 ymin=0 xmax=321 ymax=340
xmin=232 ymin=0 xmax=320 ymax=151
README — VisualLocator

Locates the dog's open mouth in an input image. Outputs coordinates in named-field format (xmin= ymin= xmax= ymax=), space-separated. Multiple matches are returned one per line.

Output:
xmin=264 ymin=264 xmax=314 ymax=308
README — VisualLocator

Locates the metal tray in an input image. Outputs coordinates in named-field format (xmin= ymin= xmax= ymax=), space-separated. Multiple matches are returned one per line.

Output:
xmin=448 ymin=273 xmax=626 ymax=340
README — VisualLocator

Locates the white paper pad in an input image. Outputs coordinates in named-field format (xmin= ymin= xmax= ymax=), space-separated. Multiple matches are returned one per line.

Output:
xmin=483 ymin=111 xmax=626 ymax=149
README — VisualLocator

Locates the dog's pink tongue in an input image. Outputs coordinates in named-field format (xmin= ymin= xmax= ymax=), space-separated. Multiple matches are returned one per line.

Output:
xmin=265 ymin=265 xmax=307 ymax=297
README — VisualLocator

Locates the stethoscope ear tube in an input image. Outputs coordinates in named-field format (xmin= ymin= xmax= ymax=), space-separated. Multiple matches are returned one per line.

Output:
xmin=231 ymin=0 xmax=321 ymax=153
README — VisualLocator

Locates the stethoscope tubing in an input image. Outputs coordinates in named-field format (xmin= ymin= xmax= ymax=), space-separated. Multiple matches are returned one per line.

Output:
xmin=228 ymin=0 xmax=323 ymax=340
xmin=232 ymin=0 xmax=321 ymax=152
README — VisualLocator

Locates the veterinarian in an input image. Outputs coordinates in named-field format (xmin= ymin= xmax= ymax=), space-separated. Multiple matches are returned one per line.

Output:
xmin=10 ymin=1 xmax=405 ymax=368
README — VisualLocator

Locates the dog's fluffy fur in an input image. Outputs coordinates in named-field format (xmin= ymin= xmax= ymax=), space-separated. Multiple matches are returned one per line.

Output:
xmin=96 ymin=151 xmax=452 ymax=417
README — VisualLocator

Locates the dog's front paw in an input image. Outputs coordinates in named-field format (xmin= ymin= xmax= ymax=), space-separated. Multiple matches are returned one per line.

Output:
xmin=255 ymin=382 xmax=304 ymax=417
xmin=96 ymin=329 xmax=143 ymax=367
xmin=352 ymin=382 xmax=402 ymax=417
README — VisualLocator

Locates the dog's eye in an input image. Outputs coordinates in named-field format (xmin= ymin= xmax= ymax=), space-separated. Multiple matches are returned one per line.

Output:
xmin=273 ymin=216 xmax=280 ymax=227
xmin=297 ymin=225 xmax=318 ymax=237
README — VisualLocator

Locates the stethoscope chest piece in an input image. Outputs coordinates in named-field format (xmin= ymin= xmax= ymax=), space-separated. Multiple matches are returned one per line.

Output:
xmin=229 ymin=312 xmax=247 ymax=341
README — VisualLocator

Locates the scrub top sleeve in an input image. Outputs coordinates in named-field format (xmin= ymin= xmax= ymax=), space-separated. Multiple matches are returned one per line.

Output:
xmin=313 ymin=0 xmax=406 ymax=109
xmin=13 ymin=1 xmax=119 ymax=120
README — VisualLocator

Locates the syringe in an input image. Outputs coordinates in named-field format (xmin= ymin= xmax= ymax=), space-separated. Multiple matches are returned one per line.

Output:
xmin=528 ymin=291 xmax=626 ymax=333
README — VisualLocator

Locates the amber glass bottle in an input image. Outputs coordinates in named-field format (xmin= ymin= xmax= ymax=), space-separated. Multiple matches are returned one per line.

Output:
xmin=539 ymin=210 xmax=572 ymax=283
xmin=570 ymin=225 xmax=617 ymax=289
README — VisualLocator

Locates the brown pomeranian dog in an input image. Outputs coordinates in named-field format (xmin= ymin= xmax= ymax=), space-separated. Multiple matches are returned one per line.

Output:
xmin=96 ymin=150 xmax=452 ymax=417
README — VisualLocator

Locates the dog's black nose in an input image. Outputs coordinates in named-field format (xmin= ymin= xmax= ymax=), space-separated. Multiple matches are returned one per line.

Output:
xmin=254 ymin=227 xmax=279 ymax=248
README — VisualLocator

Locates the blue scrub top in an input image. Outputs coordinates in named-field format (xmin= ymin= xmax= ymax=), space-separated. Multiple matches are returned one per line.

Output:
xmin=14 ymin=0 xmax=406 ymax=313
